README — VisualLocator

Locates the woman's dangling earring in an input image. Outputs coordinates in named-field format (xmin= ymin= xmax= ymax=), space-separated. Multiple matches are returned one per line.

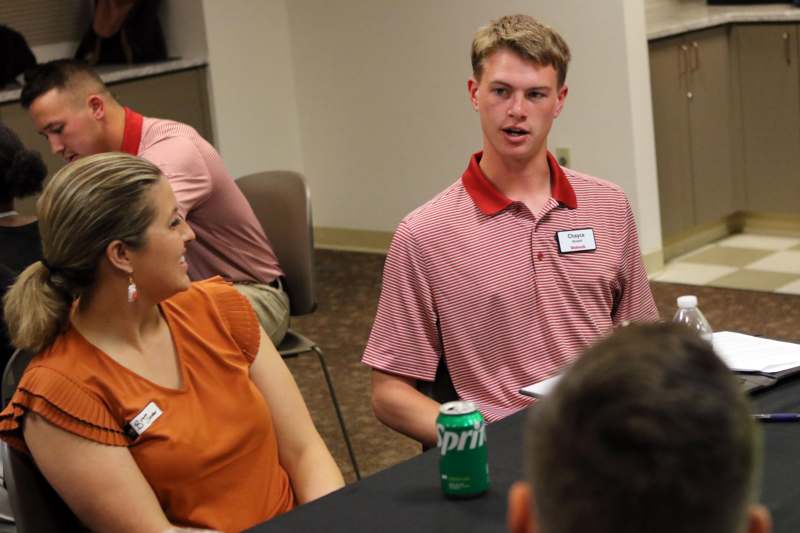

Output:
xmin=127 ymin=275 xmax=139 ymax=303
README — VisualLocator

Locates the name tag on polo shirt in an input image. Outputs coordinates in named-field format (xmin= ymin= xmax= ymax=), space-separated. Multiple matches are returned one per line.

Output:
xmin=555 ymin=228 xmax=597 ymax=254
xmin=123 ymin=401 xmax=163 ymax=440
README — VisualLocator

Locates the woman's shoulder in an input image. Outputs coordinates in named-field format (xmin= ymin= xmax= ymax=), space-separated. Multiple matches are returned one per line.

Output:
xmin=166 ymin=277 xmax=254 ymax=321
xmin=0 ymin=331 xmax=129 ymax=452
xmin=18 ymin=329 xmax=105 ymax=389
xmin=165 ymin=277 xmax=260 ymax=362
xmin=166 ymin=276 xmax=234 ymax=306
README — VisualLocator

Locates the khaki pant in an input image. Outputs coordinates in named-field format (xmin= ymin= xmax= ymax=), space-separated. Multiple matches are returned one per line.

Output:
xmin=233 ymin=282 xmax=290 ymax=347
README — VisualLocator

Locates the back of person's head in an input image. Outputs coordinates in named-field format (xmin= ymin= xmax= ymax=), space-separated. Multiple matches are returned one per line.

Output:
xmin=0 ymin=122 xmax=47 ymax=204
xmin=471 ymin=14 xmax=571 ymax=87
xmin=20 ymin=59 xmax=108 ymax=109
xmin=511 ymin=323 xmax=770 ymax=533
xmin=2 ymin=153 xmax=162 ymax=353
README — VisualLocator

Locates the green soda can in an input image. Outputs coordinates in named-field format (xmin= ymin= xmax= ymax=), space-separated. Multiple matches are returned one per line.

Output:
xmin=436 ymin=400 xmax=489 ymax=497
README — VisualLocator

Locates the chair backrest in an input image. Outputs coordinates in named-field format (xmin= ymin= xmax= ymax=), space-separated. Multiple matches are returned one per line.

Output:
xmin=1 ymin=349 xmax=83 ymax=532
xmin=1 ymin=349 xmax=33 ymax=409
xmin=237 ymin=171 xmax=316 ymax=316
xmin=416 ymin=356 xmax=459 ymax=405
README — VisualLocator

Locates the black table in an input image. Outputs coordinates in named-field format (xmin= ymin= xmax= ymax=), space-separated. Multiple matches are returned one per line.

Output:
xmin=248 ymin=376 xmax=800 ymax=532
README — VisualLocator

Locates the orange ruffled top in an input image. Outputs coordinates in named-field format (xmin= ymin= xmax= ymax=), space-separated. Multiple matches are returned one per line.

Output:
xmin=0 ymin=278 xmax=294 ymax=532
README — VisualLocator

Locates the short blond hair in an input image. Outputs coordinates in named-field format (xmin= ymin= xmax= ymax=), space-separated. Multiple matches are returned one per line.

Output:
xmin=471 ymin=14 xmax=571 ymax=87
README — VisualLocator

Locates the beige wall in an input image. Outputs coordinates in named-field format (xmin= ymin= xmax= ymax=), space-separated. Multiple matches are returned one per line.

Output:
xmin=201 ymin=0 xmax=663 ymax=256
xmin=201 ymin=0 xmax=304 ymax=178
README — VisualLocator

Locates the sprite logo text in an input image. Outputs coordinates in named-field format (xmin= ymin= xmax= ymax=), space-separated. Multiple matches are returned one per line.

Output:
xmin=437 ymin=421 xmax=486 ymax=456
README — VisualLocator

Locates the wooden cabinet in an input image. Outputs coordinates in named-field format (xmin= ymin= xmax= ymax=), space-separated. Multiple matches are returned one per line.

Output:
xmin=650 ymin=35 xmax=695 ymax=238
xmin=650 ymin=26 xmax=735 ymax=241
xmin=734 ymin=24 xmax=800 ymax=214
xmin=0 ymin=67 xmax=212 ymax=216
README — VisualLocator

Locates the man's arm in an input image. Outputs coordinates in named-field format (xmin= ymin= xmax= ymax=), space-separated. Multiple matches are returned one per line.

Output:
xmin=371 ymin=369 xmax=441 ymax=448
xmin=139 ymin=136 xmax=213 ymax=217
xmin=613 ymin=198 xmax=660 ymax=323
xmin=362 ymin=221 xmax=445 ymax=446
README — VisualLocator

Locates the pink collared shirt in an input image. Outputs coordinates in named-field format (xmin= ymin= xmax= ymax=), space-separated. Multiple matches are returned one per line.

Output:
xmin=121 ymin=108 xmax=282 ymax=284
xmin=362 ymin=152 xmax=659 ymax=421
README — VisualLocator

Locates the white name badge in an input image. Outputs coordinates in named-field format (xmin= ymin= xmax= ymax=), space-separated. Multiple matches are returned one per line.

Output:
xmin=556 ymin=228 xmax=597 ymax=254
xmin=124 ymin=401 xmax=163 ymax=440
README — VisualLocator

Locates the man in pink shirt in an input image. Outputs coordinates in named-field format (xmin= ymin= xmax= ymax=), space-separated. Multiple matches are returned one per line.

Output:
xmin=21 ymin=60 xmax=289 ymax=345
xmin=362 ymin=15 xmax=659 ymax=447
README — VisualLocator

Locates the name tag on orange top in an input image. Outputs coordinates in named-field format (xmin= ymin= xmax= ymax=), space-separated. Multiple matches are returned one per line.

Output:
xmin=556 ymin=228 xmax=597 ymax=254
xmin=124 ymin=401 xmax=163 ymax=440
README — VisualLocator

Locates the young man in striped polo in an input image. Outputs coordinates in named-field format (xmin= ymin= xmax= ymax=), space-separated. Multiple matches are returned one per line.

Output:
xmin=362 ymin=14 xmax=659 ymax=447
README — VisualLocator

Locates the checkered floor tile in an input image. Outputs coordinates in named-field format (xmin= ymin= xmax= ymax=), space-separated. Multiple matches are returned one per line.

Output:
xmin=652 ymin=234 xmax=800 ymax=294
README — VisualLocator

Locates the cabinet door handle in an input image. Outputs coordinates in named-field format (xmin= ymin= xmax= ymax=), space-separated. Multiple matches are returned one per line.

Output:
xmin=678 ymin=44 xmax=688 ymax=76
xmin=784 ymin=32 xmax=791 ymax=66
xmin=679 ymin=44 xmax=692 ymax=99
xmin=691 ymin=41 xmax=700 ymax=71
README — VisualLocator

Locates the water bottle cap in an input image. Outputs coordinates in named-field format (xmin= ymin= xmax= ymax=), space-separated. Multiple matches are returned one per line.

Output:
xmin=677 ymin=295 xmax=698 ymax=309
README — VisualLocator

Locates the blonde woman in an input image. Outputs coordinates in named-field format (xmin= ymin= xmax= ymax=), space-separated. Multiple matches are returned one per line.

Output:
xmin=0 ymin=153 xmax=343 ymax=532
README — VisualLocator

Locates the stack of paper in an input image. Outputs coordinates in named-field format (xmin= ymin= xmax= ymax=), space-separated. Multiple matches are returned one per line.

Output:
xmin=712 ymin=331 xmax=800 ymax=374
xmin=519 ymin=374 xmax=562 ymax=398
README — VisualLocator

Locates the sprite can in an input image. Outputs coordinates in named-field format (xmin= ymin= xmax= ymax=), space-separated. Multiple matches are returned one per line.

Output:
xmin=436 ymin=400 xmax=489 ymax=497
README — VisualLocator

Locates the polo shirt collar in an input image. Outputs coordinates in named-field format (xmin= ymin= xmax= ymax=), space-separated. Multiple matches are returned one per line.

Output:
xmin=120 ymin=107 xmax=143 ymax=155
xmin=462 ymin=151 xmax=578 ymax=215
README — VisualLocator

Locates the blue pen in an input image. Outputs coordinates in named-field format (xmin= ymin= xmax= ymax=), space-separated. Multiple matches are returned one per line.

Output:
xmin=752 ymin=413 xmax=800 ymax=422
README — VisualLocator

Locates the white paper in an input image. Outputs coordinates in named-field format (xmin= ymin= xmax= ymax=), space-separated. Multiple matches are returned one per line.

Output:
xmin=712 ymin=331 xmax=800 ymax=373
xmin=519 ymin=374 xmax=562 ymax=398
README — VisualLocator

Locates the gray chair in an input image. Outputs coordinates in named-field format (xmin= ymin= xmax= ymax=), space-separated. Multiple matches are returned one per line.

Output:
xmin=237 ymin=170 xmax=361 ymax=480
xmin=1 ymin=348 xmax=84 ymax=532
xmin=417 ymin=356 xmax=459 ymax=405
xmin=416 ymin=355 xmax=459 ymax=451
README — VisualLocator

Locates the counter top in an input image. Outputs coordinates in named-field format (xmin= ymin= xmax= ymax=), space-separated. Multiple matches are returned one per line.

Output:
xmin=0 ymin=56 xmax=207 ymax=105
xmin=647 ymin=1 xmax=800 ymax=40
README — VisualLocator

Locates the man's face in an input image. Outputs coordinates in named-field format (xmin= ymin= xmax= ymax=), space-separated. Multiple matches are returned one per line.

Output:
xmin=29 ymin=88 xmax=107 ymax=163
xmin=468 ymin=49 xmax=567 ymax=165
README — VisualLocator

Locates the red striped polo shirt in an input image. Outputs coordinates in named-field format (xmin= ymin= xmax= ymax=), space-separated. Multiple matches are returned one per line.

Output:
xmin=362 ymin=152 xmax=659 ymax=422
xmin=121 ymin=108 xmax=283 ymax=284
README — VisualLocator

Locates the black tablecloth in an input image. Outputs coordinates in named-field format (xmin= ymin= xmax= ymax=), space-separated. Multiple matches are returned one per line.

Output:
xmin=248 ymin=375 xmax=800 ymax=532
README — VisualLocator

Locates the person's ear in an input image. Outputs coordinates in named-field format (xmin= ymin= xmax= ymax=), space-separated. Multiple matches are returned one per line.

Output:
xmin=507 ymin=481 xmax=536 ymax=533
xmin=87 ymin=94 xmax=106 ymax=120
xmin=553 ymin=83 xmax=568 ymax=118
xmin=106 ymin=239 xmax=134 ymax=275
xmin=747 ymin=504 xmax=772 ymax=533
xmin=468 ymin=77 xmax=480 ymax=112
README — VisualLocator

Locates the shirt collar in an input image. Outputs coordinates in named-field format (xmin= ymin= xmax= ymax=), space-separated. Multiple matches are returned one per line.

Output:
xmin=462 ymin=151 xmax=578 ymax=215
xmin=120 ymin=107 xmax=143 ymax=155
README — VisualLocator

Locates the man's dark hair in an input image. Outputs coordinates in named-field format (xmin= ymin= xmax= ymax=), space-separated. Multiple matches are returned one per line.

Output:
xmin=20 ymin=59 xmax=106 ymax=109
xmin=527 ymin=323 xmax=759 ymax=533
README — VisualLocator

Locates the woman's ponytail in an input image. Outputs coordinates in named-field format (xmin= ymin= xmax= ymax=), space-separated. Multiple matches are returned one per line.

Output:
xmin=3 ymin=261 xmax=74 ymax=353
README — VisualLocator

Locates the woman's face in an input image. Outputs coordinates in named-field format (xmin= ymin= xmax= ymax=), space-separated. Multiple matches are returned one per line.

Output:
xmin=127 ymin=178 xmax=195 ymax=302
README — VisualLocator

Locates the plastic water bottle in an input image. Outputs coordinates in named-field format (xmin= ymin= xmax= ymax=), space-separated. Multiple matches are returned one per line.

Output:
xmin=673 ymin=295 xmax=713 ymax=343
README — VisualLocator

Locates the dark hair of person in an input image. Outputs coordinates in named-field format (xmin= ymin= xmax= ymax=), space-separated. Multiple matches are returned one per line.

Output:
xmin=20 ymin=59 xmax=106 ymax=109
xmin=0 ymin=122 xmax=47 ymax=204
xmin=3 ymin=153 xmax=162 ymax=353
xmin=527 ymin=323 xmax=759 ymax=533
